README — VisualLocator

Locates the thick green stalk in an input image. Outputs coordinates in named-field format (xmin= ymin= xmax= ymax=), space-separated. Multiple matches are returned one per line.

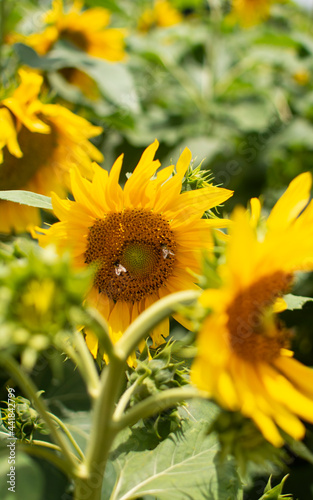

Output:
xmin=75 ymin=354 xmax=125 ymax=500
xmin=74 ymin=289 xmax=200 ymax=500
xmin=113 ymin=387 xmax=208 ymax=431
xmin=115 ymin=290 xmax=200 ymax=360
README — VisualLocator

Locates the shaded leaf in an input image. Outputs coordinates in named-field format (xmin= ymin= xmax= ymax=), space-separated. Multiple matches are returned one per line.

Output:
xmin=107 ymin=400 xmax=242 ymax=500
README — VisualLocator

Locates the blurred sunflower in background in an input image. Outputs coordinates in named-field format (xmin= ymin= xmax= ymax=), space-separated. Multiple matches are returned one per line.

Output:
xmin=138 ymin=0 xmax=183 ymax=32
xmin=229 ymin=0 xmax=273 ymax=27
xmin=8 ymin=0 xmax=126 ymax=98
xmin=34 ymin=140 xmax=233 ymax=359
xmin=0 ymin=69 xmax=103 ymax=233
xmin=191 ymin=172 xmax=313 ymax=446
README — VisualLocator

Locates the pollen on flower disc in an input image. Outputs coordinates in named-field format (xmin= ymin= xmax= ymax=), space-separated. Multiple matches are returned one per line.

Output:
xmin=84 ymin=209 xmax=176 ymax=302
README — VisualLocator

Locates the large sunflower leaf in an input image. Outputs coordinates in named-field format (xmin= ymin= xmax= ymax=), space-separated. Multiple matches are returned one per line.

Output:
xmin=14 ymin=42 xmax=139 ymax=113
xmin=0 ymin=190 xmax=52 ymax=210
xmin=284 ymin=294 xmax=313 ymax=311
xmin=106 ymin=400 xmax=243 ymax=500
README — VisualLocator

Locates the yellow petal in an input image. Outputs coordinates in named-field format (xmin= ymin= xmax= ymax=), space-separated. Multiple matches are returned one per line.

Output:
xmin=267 ymin=172 xmax=312 ymax=231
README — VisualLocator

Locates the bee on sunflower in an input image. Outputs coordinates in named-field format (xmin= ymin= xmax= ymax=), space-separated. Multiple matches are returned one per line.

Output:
xmin=33 ymin=140 xmax=233 ymax=359
xmin=191 ymin=172 xmax=313 ymax=447
xmin=0 ymin=69 xmax=103 ymax=233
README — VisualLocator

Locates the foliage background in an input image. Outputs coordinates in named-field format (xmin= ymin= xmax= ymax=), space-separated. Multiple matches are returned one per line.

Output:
xmin=1 ymin=0 xmax=313 ymax=498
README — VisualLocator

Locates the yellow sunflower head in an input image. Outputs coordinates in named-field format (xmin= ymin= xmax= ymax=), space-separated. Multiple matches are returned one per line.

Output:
xmin=0 ymin=68 xmax=103 ymax=233
xmin=229 ymin=0 xmax=273 ymax=27
xmin=138 ymin=0 xmax=183 ymax=32
xmin=33 ymin=140 xmax=233 ymax=359
xmin=10 ymin=0 xmax=126 ymax=61
xmin=191 ymin=172 xmax=313 ymax=447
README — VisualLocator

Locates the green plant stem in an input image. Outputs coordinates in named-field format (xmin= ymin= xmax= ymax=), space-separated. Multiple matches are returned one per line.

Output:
xmin=113 ymin=387 xmax=207 ymax=431
xmin=18 ymin=442 xmax=73 ymax=477
xmin=74 ymin=289 xmax=200 ymax=500
xmin=85 ymin=307 xmax=115 ymax=358
xmin=115 ymin=290 xmax=200 ymax=360
xmin=113 ymin=375 xmax=145 ymax=421
xmin=76 ymin=355 xmax=126 ymax=500
xmin=56 ymin=334 xmax=99 ymax=400
xmin=47 ymin=412 xmax=85 ymax=460
xmin=0 ymin=353 xmax=78 ymax=477
xmin=73 ymin=331 xmax=100 ymax=399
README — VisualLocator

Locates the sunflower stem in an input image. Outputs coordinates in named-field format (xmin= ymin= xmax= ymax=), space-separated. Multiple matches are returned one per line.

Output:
xmin=56 ymin=334 xmax=100 ymax=400
xmin=0 ymin=353 xmax=78 ymax=477
xmin=115 ymin=290 xmax=201 ymax=360
xmin=46 ymin=412 xmax=85 ymax=460
xmin=73 ymin=330 xmax=100 ymax=399
xmin=18 ymin=442 xmax=75 ymax=477
xmin=85 ymin=307 xmax=115 ymax=359
xmin=112 ymin=386 xmax=206 ymax=431
xmin=76 ymin=355 xmax=126 ymax=500
xmin=73 ymin=289 xmax=200 ymax=500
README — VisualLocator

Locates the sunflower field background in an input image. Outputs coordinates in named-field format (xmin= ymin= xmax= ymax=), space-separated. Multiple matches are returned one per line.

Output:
xmin=1 ymin=0 xmax=313 ymax=499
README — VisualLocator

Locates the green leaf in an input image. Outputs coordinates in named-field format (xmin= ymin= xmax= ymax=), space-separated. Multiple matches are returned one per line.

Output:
xmin=106 ymin=400 xmax=242 ymax=500
xmin=0 ymin=191 xmax=52 ymax=210
xmin=283 ymin=294 xmax=313 ymax=311
xmin=14 ymin=42 xmax=140 ymax=113
xmin=0 ymin=448 xmax=44 ymax=500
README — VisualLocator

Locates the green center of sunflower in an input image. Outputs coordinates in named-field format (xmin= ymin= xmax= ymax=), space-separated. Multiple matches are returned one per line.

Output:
xmin=0 ymin=112 xmax=57 ymax=191
xmin=84 ymin=209 xmax=176 ymax=303
xmin=122 ymin=243 xmax=156 ymax=276
xmin=227 ymin=272 xmax=293 ymax=363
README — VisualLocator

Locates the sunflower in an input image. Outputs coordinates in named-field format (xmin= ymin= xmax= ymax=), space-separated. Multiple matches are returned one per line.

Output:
xmin=138 ymin=0 xmax=183 ymax=32
xmin=229 ymin=0 xmax=272 ymax=27
xmin=8 ymin=0 xmax=126 ymax=98
xmin=191 ymin=172 xmax=313 ymax=446
xmin=10 ymin=0 xmax=126 ymax=60
xmin=0 ymin=69 xmax=103 ymax=233
xmin=33 ymin=140 xmax=233 ymax=357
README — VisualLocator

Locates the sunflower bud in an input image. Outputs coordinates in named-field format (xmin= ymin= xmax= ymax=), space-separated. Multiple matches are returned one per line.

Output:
xmin=1 ymin=395 xmax=49 ymax=441
xmin=181 ymin=161 xmax=214 ymax=192
xmin=0 ymin=241 xmax=92 ymax=368
xmin=127 ymin=343 xmax=188 ymax=439
xmin=258 ymin=475 xmax=292 ymax=499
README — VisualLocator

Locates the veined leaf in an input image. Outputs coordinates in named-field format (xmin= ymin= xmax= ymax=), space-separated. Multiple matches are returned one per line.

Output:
xmin=0 ymin=190 xmax=53 ymax=210
xmin=107 ymin=400 xmax=242 ymax=500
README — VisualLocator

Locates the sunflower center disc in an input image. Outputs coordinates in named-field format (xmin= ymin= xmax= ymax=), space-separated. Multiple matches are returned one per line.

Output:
xmin=226 ymin=271 xmax=293 ymax=362
xmin=0 ymin=113 xmax=57 ymax=190
xmin=84 ymin=209 xmax=177 ymax=302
